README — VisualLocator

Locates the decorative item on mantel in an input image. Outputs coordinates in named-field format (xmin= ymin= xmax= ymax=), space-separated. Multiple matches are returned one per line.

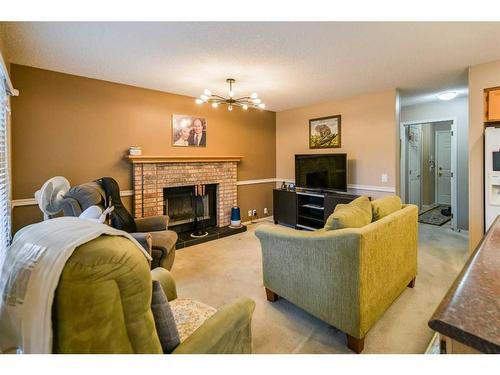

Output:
xmin=195 ymin=78 xmax=266 ymax=112
xmin=128 ymin=146 xmax=142 ymax=156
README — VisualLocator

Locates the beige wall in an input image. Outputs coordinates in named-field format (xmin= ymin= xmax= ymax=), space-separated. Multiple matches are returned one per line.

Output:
xmin=468 ymin=60 xmax=500 ymax=251
xmin=11 ymin=65 xmax=276 ymax=232
xmin=276 ymin=89 xmax=397 ymax=189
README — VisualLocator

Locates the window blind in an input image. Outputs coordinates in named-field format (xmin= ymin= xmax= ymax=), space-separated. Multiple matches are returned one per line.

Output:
xmin=0 ymin=75 xmax=11 ymax=253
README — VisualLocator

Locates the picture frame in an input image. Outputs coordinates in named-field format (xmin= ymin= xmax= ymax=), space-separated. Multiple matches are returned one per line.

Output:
xmin=309 ymin=115 xmax=341 ymax=149
xmin=172 ymin=114 xmax=207 ymax=147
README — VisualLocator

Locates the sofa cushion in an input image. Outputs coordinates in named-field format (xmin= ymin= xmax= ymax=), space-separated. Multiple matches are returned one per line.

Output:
xmin=170 ymin=298 xmax=217 ymax=342
xmin=151 ymin=280 xmax=180 ymax=353
xmin=371 ymin=195 xmax=402 ymax=221
xmin=324 ymin=196 xmax=372 ymax=230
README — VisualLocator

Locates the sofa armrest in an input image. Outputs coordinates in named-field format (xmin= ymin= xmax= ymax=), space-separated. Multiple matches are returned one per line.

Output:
xmin=172 ymin=297 xmax=255 ymax=354
xmin=60 ymin=197 xmax=83 ymax=217
xmin=255 ymin=224 xmax=362 ymax=336
xmin=356 ymin=204 xmax=418 ymax=335
xmin=150 ymin=267 xmax=177 ymax=301
xmin=130 ymin=232 xmax=152 ymax=254
xmin=135 ymin=216 xmax=169 ymax=232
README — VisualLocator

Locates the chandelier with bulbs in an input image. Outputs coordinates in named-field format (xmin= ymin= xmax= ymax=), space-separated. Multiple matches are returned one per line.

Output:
xmin=195 ymin=78 xmax=266 ymax=111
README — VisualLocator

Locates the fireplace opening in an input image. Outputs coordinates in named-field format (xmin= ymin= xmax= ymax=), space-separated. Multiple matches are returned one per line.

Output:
xmin=163 ymin=184 xmax=217 ymax=233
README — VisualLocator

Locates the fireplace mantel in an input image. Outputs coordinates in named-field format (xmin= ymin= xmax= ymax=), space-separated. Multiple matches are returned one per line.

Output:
xmin=127 ymin=155 xmax=243 ymax=164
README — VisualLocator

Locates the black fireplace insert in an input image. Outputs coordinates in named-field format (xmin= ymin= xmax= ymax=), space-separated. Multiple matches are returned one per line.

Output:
xmin=163 ymin=184 xmax=217 ymax=233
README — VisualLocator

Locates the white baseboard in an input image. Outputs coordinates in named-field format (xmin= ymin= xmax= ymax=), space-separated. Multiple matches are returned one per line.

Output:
xmin=242 ymin=215 xmax=274 ymax=225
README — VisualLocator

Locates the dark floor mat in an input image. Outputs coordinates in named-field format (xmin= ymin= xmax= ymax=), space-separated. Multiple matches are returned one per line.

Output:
xmin=418 ymin=205 xmax=451 ymax=226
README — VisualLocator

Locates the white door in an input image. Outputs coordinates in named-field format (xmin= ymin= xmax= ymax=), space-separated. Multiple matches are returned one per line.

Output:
xmin=407 ymin=125 xmax=422 ymax=208
xmin=436 ymin=130 xmax=452 ymax=205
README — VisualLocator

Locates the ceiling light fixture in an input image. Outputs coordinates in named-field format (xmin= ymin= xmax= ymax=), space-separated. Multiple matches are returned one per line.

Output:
xmin=195 ymin=78 xmax=266 ymax=111
xmin=437 ymin=91 xmax=458 ymax=101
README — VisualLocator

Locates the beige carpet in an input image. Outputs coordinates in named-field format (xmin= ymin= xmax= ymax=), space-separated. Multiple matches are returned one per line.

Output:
xmin=170 ymin=220 xmax=469 ymax=354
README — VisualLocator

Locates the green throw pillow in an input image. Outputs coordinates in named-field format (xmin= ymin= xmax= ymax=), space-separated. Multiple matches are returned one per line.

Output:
xmin=324 ymin=196 xmax=372 ymax=230
xmin=371 ymin=195 xmax=402 ymax=221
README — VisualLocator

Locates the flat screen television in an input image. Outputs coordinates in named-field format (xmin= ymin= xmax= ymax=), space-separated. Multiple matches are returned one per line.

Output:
xmin=295 ymin=153 xmax=347 ymax=192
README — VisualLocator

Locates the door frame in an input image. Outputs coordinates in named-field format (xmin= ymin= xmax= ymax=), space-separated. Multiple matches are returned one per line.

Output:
xmin=435 ymin=129 xmax=452 ymax=206
xmin=400 ymin=117 xmax=458 ymax=231
xmin=406 ymin=124 xmax=423 ymax=210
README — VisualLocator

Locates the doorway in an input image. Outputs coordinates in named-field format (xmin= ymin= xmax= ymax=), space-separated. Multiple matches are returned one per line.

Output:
xmin=400 ymin=120 xmax=457 ymax=230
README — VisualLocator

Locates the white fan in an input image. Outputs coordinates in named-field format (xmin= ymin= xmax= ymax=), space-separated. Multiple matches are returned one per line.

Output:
xmin=34 ymin=176 xmax=71 ymax=220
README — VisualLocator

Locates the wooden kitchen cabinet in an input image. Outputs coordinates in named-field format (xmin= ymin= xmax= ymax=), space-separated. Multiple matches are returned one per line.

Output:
xmin=484 ymin=87 xmax=500 ymax=122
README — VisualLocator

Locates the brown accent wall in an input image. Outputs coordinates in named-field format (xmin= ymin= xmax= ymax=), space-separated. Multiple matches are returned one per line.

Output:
xmin=276 ymin=89 xmax=397 ymax=188
xmin=468 ymin=60 xmax=500 ymax=251
xmin=237 ymin=182 xmax=275 ymax=222
xmin=11 ymin=64 xmax=276 ymax=231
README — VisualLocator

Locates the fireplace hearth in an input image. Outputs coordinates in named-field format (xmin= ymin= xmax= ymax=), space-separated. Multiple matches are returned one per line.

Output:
xmin=129 ymin=157 xmax=246 ymax=248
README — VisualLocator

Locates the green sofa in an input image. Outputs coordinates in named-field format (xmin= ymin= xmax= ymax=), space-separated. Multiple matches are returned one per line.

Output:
xmin=255 ymin=201 xmax=418 ymax=353
xmin=52 ymin=235 xmax=255 ymax=354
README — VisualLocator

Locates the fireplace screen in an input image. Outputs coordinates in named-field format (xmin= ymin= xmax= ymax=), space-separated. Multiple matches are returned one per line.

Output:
xmin=163 ymin=184 xmax=217 ymax=232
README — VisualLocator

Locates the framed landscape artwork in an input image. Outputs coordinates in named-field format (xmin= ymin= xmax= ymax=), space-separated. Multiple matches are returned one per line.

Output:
xmin=172 ymin=114 xmax=207 ymax=147
xmin=309 ymin=115 xmax=341 ymax=149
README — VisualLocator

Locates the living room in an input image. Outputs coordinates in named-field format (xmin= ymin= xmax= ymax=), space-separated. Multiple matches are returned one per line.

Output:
xmin=1 ymin=2 xmax=499 ymax=373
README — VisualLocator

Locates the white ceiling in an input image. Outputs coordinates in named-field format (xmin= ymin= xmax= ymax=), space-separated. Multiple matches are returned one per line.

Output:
xmin=2 ymin=22 xmax=500 ymax=111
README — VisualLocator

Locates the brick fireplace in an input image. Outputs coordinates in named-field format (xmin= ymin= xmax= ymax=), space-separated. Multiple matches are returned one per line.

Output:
xmin=129 ymin=156 xmax=242 ymax=227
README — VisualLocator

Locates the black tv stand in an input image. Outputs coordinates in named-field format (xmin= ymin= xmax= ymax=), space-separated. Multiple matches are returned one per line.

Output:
xmin=273 ymin=188 xmax=363 ymax=230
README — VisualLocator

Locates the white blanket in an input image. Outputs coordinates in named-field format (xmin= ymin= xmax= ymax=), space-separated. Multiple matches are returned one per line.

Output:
xmin=0 ymin=217 xmax=151 ymax=354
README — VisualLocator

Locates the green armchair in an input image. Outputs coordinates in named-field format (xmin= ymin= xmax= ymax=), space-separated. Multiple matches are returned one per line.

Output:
xmin=52 ymin=235 xmax=255 ymax=354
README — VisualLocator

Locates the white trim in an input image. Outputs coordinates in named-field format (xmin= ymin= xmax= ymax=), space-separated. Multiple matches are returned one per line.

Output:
xmin=13 ymin=182 xmax=396 ymax=207
xmin=12 ymin=190 xmax=135 ymax=208
xmin=0 ymin=52 xmax=18 ymax=97
xmin=242 ymin=215 xmax=273 ymax=225
xmin=275 ymin=178 xmax=395 ymax=193
xmin=236 ymin=178 xmax=277 ymax=186
xmin=400 ymin=117 xmax=458 ymax=231
xmin=275 ymin=178 xmax=295 ymax=184
xmin=11 ymin=198 xmax=37 ymax=208
xmin=347 ymin=184 xmax=396 ymax=193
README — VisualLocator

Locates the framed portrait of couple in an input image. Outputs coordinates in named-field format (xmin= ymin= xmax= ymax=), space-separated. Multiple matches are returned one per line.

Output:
xmin=172 ymin=114 xmax=207 ymax=147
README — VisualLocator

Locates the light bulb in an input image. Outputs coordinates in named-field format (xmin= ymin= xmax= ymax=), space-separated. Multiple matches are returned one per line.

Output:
xmin=242 ymin=104 xmax=248 ymax=110
xmin=195 ymin=98 xmax=203 ymax=104
xmin=203 ymin=88 xmax=212 ymax=96
xmin=252 ymin=98 xmax=261 ymax=104
xmin=229 ymin=90 xmax=235 ymax=98
xmin=212 ymin=102 xmax=219 ymax=108
xmin=258 ymin=103 xmax=266 ymax=109
xmin=228 ymin=105 xmax=233 ymax=111
xmin=251 ymin=92 xmax=258 ymax=99
xmin=200 ymin=94 xmax=209 ymax=101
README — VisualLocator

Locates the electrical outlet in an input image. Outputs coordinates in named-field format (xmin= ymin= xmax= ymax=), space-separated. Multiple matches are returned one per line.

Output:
xmin=381 ymin=174 xmax=388 ymax=183
xmin=264 ymin=207 xmax=268 ymax=215
xmin=248 ymin=210 xmax=252 ymax=217
xmin=252 ymin=209 xmax=257 ymax=217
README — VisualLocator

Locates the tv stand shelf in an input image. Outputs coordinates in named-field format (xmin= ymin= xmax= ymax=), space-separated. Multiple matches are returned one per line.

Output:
xmin=273 ymin=189 xmax=362 ymax=230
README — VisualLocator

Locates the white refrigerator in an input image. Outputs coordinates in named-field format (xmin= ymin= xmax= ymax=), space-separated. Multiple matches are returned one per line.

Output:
xmin=484 ymin=127 xmax=500 ymax=231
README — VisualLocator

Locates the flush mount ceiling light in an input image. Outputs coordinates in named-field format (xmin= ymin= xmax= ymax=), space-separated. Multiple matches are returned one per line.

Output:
xmin=195 ymin=78 xmax=266 ymax=111
xmin=437 ymin=91 xmax=458 ymax=101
